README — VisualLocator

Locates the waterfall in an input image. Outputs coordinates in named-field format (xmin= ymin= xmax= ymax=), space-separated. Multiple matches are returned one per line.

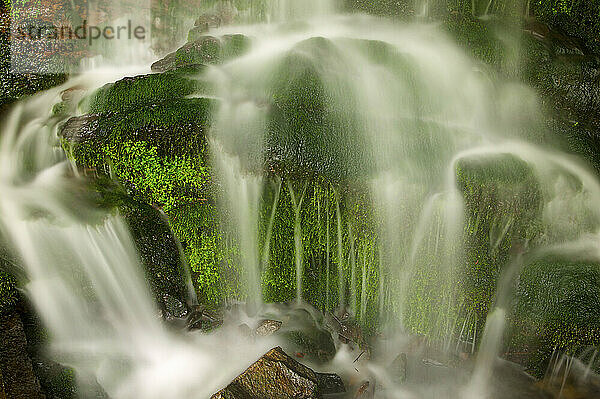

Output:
xmin=3 ymin=1 xmax=600 ymax=397
xmin=0 ymin=75 xmax=278 ymax=399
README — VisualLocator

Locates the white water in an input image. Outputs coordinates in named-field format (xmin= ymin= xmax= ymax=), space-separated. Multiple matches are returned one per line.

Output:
xmin=2 ymin=0 xmax=600 ymax=397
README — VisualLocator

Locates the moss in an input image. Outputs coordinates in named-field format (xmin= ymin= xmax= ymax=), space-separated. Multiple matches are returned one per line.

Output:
xmin=167 ymin=202 xmax=238 ymax=305
xmin=0 ymin=269 xmax=17 ymax=314
xmin=533 ymin=1 xmax=600 ymax=54
xmin=457 ymin=154 xmax=543 ymax=342
xmin=63 ymin=97 xmax=213 ymax=199
xmin=511 ymin=257 xmax=600 ymax=376
xmin=82 ymin=66 xmax=211 ymax=115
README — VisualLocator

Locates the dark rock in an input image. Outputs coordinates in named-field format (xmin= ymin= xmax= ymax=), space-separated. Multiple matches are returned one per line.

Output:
xmin=187 ymin=305 xmax=223 ymax=332
xmin=60 ymin=97 xmax=213 ymax=175
xmin=280 ymin=308 xmax=337 ymax=364
xmin=255 ymin=319 xmax=282 ymax=336
xmin=0 ymin=368 xmax=5 ymax=398
xmin=328 ymin=311 xmax=366 ymax=349
xmin=489 ymin=359 xmax=552 ymax=399
xmin=0 ymin=309 xmax=45 ymax=399
xmin=59 ymin=114 xmax=101 ymax=143
xmin=211 ymin=347 xmax=345 ymax=399
xmin=191 ymin=2 xmax=237 ymax=36
xmin=161 ymin=293 xmax=188 ymax=319
xmin=315 ymin=373 xmax=345 ymax=395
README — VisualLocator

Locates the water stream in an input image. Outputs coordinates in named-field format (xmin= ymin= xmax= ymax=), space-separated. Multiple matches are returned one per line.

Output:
xmin=2 ymin=0 xmax=600 ymax=397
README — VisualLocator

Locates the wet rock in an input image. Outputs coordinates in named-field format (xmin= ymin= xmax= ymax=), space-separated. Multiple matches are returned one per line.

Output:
xmin=151 ymin=34 xmax=250 ymax=73
xmin=281 ymin=309 xmax=337 ymax=364
xmin=0 ymin=368 xmax=5 ymax=398
xmin=120 ymin=200 xmax=193 ymax=320
xmin=255 ymin=319 xmax=282 ymax=336
xmin=60 ymin=97 xmax=213 ymax=165
xmin=489 ymin=359 xmax=552 ymax=399
xmin=354 ymin=380 xmax=374 ymax=398
xmin=316 ymin=373 xmax=345 ymax=395
xmin=187 ymin=305 xmax=223 ymax=332
xmin=328 ymin=311 xmax=367 ymax=349
xmin=59 ymin=114 xmax=101 ymax=143
xmin=162 ymin=293 xmax=188 ymax=319
xmin=389 ymin=353 xmax=407 ymax=384
xmin=211 ymin=347 xmax=345 ymax=399
xmin=523 ymin=19 xmax=586 ymax=58
xmin=81 ymin=65 xmax=210 ymax=115
xmin=191 ymin=3 xmax=237 ymax=37
xmin=0 ymin=309 xmax=45 ymax=399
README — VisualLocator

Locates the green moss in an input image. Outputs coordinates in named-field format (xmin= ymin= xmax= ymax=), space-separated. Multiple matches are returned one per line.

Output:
xmin=0 ymin=269 xmax=17 ymax=313
xmin=512 ymin=257 xmax=600 ymax=376
xmin=534 ymin=1 xmax=600 ymax=54
xmin=82 ymin=66 xmax=211 ymax=115
xmin=167 ymin=202 xmax=238 ymax=305
xmin=457 ymin=154 xmax=543 ymax=342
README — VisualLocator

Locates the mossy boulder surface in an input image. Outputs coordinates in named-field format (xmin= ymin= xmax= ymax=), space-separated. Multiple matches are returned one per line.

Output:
xmin=82 ymin=65 xmax=212 ymax=115
xmin=511 ymin=258 xmax=600 ymax=376
xmin=152 ymin=34 xmax=251 ymax=73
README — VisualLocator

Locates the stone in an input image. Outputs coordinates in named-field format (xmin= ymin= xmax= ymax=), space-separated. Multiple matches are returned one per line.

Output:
xmin=255 ymin=319 xmax=282 ymax=336
xmin=151 ymin=35 xmax=250 ymax=73
xmin=0 ymin=309 xmax=45 ymax=399
xmin=211 ymin=347 xmax=345 ymax=399
xmin=282 ymin=309 xmax=337 ymax=363
xmin=0 ymin=367 xmax=5 ymax=399
xmin=354 ymin=380 xmax=373 ymax=398
xmin=390 ymin=353 xmax=407 ymax=384
xmin=187 ymin=306 xmax=223 ymax=332
xmin=59 ymin=114 xmax=101 ymax=144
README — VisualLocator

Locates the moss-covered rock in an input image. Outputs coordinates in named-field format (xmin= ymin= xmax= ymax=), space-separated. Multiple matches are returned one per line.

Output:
xmin=0 ymin=270 xmax=17 ymax=314
xmin=151 ymin=34 xmax=251 ymax=73
xmin=88 ymin=178 xmax=194 ymax=318
xmin=457 ymin=154 xmax=543 ymax=335
xmin=511 ymin=257 xmax=600 ymax=377
xmin=82 ymin=65 xmax=212 ymax=115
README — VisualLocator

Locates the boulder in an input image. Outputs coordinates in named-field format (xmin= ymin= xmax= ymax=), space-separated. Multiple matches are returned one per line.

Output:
xmin=151 ymin=35 xmax=250 ymax=73
xmin=279 ymin=308 xmax=337 ymax=364
xmin=0 ymin=309 xmax=45 ymax=399
xmin=211 ymin=347 xmax=345 ymax=399
xmin=187 ymin=305 xmax=223 ymax=332
xmin=82 ymin=65 xmax=210 ymax=115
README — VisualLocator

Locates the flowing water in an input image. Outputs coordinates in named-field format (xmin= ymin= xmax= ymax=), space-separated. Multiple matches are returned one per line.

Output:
xmin=2 ymin=0 xmax=600 ymax=397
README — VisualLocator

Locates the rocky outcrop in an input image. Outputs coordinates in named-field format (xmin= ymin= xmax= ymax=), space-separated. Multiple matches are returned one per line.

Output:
xmin=151 ymin=34 xmax=250 ymax=73
xmin=0 ymin=309 xmax=45 ymax=399
xmin=0 ymin=4 xmax=67 ymax=113
xmin=211 ymin=347 xmax=344 ymax=399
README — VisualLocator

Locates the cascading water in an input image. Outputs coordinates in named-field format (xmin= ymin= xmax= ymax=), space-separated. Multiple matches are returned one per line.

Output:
xmin=204 ymin=1 xmax=600 ymax=395
xmin=0 ymin=68 xmax=280 ymax=399
xmin=2 ymin=0 xmax=600 ymax=397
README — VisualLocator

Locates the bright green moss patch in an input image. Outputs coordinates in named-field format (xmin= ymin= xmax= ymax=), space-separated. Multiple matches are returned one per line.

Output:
xmin=105 ymin=140 xmax=209 ymax=211
xmin=167 ymin=202 xmax=236 ymax=305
